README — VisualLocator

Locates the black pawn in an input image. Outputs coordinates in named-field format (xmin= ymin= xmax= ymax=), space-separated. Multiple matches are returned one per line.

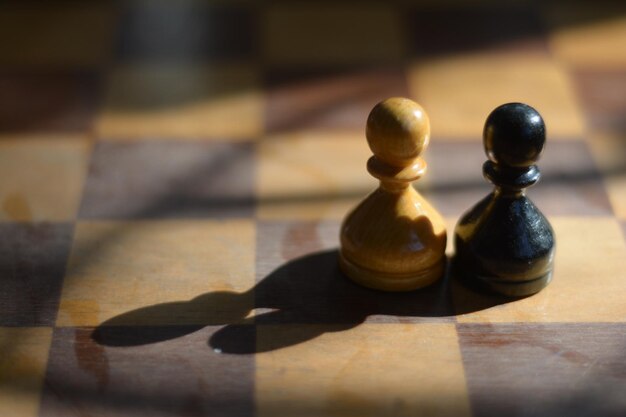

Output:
xmin=453 ymin=103 xmax=555 ymax=297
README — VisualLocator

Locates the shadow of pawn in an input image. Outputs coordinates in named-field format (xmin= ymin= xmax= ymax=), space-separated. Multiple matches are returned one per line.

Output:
xmin=91 ymin=290 xmax=254 ymax=346
xmin=94 ymin=250 xmax=518 ymax=354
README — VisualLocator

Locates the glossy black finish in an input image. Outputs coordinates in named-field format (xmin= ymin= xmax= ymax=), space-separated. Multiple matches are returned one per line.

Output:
xmin=453 ymin=103 xmax=555 ymax=297
xmin=484 ymin=102 xmax=546 ymax=168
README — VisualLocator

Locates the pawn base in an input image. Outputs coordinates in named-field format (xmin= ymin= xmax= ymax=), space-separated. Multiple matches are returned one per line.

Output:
xmin=455 ymin=264 xmax=553 ymax=297
xmin=338 ymin=253 xmax=445 ymax=292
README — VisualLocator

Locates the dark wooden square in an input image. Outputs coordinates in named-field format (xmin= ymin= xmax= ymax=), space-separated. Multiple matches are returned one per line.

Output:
xmin=116 ymin=2 xmax=258 ymax=63
xmin=424 ymin=141 xmax=612 ymax=217
xmin=0 ymin=223 xmax=72 ymax=326
xmin=79 ymin=141 xmax=255 ymax=219
xmin=0 ymin=72 xmax=99 ymax=134
xmin=407 ymin=5 xmax=547 ymax=57
xmin=264 ymin=68 xmax=409 ymax=133
xmin=458 ymin=323 xmax=626 ymax=417
xmin=41 ymin=326 xmax=254 ymax=417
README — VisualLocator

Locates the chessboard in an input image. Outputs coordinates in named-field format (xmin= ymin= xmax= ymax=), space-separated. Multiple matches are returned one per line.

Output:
xmin=1 ymin=1 xmax=625 ymax=416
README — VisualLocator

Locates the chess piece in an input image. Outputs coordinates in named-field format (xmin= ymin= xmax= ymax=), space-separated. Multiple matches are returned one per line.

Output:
xmin=339 ymin=97 xmax=447 ymax=291
xmin=453 ymin=103 xmax=555 ymax=297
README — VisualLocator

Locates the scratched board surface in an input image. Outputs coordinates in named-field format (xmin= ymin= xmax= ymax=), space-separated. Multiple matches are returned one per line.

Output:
xmin=1 ymin=0 xmax=626 ymax=416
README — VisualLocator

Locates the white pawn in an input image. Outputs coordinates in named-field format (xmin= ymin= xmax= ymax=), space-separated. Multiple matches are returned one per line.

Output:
xmin=339 ymin=97 xmax=447 ymax=291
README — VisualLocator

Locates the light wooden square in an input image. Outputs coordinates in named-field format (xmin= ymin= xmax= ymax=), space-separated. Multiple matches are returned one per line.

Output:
xmin=263 ymin=4 xmax=404 ymax=67
xmin=57 ymin=220 xmax=256 ymax=326
xmin=255 ymin=323 xmax=471 ymax=417
xmin=544 ymin=7 xmax=626 ymax=69
xmin=97 ymin=64 xmax=263 ymax=139
xmin=456 ymin=217 xmax=626 ymax=323
xmin=256 ymin=131 xmax=376 ymax=220
xmin=0 ymin=137 xmax=89 ymax=221
xmin=409 ymin=52 xmax=586 ymax=139
xmin=0 ymin=4 xmax=115 ymax=68
xmin=0 ymin=327 xmax=52 ymax=417
xmin=587 ymin=132 xmax=626 ymax=220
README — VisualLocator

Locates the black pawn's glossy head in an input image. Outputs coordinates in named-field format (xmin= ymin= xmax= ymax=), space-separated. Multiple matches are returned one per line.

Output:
xmin=484 ymin=103 xmax=545 ymax=168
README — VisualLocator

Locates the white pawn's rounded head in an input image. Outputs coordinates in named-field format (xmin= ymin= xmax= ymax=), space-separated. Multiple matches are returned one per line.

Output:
xmin=365 ymin=97 xmax=430 ymax=167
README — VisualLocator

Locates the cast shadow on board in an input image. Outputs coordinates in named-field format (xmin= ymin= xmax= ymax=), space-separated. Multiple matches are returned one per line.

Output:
xmin=92 ymin=250 xmax=522 ymax=354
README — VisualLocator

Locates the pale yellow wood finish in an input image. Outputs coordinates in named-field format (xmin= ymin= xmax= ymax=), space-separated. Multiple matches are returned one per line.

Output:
xmin=0 ymin=328 xmax=52 ymax=417
xmin=57 ymin=220 xmax=255 ymax=326
xmin=0 ymin=138 xmax=90 ymax=221
xmin=339 ymin=97 xmax=447 ymax=291
xmin=454 ymin=217 xmax=626 ymax=323
xmin=256 ymin=323 xmax=471 ymax=417
xmin=409 ymin=52 xmax=586 ymax=139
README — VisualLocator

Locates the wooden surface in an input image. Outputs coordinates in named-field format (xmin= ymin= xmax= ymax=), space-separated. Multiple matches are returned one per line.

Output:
xmin=0 ymin=1 xmax=625 ymax=416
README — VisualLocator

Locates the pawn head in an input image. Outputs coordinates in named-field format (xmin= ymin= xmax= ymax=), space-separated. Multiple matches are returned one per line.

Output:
xmin=484 ymin=103 xmax=546 ymax=168
xmin=366 ymin=97 xmax=430 ymax=167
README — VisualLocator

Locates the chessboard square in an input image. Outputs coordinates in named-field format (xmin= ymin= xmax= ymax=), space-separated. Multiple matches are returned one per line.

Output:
xmin=41 ymin=326 xmax=254 ymax=417
xmin=456 ymin=217 xmax=626 ymax=323
xmin=0 ymin=138 xmax=89 ymax=221
xmin=263 ymin=4 xmax=405 ymax=68
xmin=457 ymin=323 xmax=626 ymax=416
xmin=0 ymin=3 xmax=115 ymax=68
xmin=572 ymin=69 xmax=626 ymax=132
xmin=0 ymin=327 xmax=52 ymax=417
xmin=0 ymin=223 xmax=72 ymax=326
xmin=56 ymin=220 xmax=256 ymax=326
xmin=544 ymin=5 xmax=626 ymax=68
xmin=409 ymin=53 xmax=586 ymax=139
xmin=423 ymin=141 xmax=612 ymax=217
xmin=97 ymin=64 xmax=263 ymax=139
xmin=79 ymin=141 xmax=255 ymax=219
xmin=407 ymin=4 xmax=547 ymax=56
xmin=0 ymin=73 xmax=99 ymax=134
xmin=607 ymin=175 xmax=626 ymax=221
xmin=265 ymin=68 xmax=409 ymax=133
xmin=117 ymin=0 xmax=258 ymax=63
xmin=254 ymin=221 xmax=454 ymax=324
xmin=422 ymin=142 xmax=490 ymax=217
xmin=256 ymin=132 xmax=376 ymax=220
xmin=256 ymin=220 xmax=340 ymax=280
xmin=533 ymin=141 xmax=613 ymax=216
xmin=257 ymin=199 xmax=367 ymax=222
xmin=255 ymin=323 xmax=471 ymax=417
xmin=587 ymin=132 xmax=626 ymax=220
